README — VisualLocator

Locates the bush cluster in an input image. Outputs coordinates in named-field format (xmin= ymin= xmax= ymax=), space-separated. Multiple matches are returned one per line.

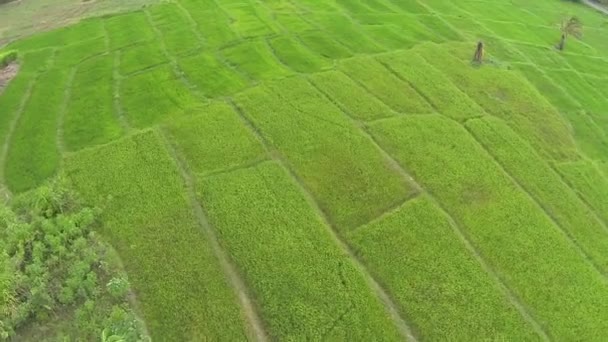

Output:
xmin=0 ymin=179 xmax=147 ymax=341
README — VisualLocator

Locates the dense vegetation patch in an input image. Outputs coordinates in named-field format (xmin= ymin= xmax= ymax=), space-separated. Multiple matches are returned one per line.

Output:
xmin=0 ymin=179 xmax=147 ymax=340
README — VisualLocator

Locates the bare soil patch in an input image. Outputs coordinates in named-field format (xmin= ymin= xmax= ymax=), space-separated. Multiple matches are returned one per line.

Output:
xmin=0 ymin=62 xmax=19 ymax=93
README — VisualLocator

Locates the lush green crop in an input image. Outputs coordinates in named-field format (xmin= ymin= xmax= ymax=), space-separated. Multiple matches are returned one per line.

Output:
xmin=416 ymin=42 xmax=577 ymax=160
xmin=466 ymin=116 xmax=608 ymax=271
xmin=312 ymin=14 xmax=384 ymax=53
xmin=378 ymin=50 xmax=485 ymax=121
xmin=368 ymin=115 xmax=608 ymax=340
xmin=120 ymin=64 xmax=198 ymax=128
xmin=65 ymin=130 xmax=248 ymax=341
xmin=236 ymin=77 xmax=412 ymax=230
xmin=198 ymin=161 xmax=403 ymax=340
xmin=269 ymin=36 xmax=332 ymax=73
xmin=224 ymin=3 xmax=277 ymax=38
xmin=54 ymin=37 xmax=107 ymax=69
xmin=164 ymin=101 xmax=266 ymax=175
xmin=222 ymin=39 xmax=291 ymax=80
xmin=298 ymin=31 xmax=353 ymax=59
xmin=5 ymin=67 xmax=67 ymax=192
xmin=339 ymin=57 xmax=433 ymax=114
xmin=64 ymin=54 xmax=122 ymax=151
xmin=309 ymin=71 xmax=394 ymax=121
xmin=119 ymin=42 xmax=168 ymax=76
xmin=557 ymin=161 xmax=608 ymax=225
xmin=2 ymin=0 xmax=608 ymax=339
xmin=105 ymin=11 xmax=155 ymax=51
xmin=177 ymin=1 xmax=237 ymax=47
xmin=178 ymin=52 xmax=247 ymax=97
xmin=349 ymin=196 xmax=538 ymax=340
xmin=147 ymin=3 xmax=202 ymax=56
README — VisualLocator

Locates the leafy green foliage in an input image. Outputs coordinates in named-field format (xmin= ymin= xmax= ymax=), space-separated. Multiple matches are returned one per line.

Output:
xmin=0 ymin=50 xmax=17 ymax=67
xmin=0 ymin=179 xmax=147 ymax=341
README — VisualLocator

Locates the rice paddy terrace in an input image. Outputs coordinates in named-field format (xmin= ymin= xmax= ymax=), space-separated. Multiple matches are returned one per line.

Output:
xmin=1 ymin=0 xmax=608 ymax=340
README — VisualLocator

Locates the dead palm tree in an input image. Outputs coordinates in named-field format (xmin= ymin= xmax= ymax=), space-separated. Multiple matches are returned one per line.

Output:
xmin=557 ymin=16 xmax=583 ymax=51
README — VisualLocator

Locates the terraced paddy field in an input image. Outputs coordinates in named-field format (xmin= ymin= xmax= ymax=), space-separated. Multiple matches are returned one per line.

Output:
xmin=1 ymin=0 xmax=608 ymax=340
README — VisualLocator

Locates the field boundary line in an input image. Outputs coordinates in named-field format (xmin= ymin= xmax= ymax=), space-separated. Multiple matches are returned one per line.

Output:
xmin=229 ymin=96 xmax=419 ymax=342
xmin=463 ymin=122 xmax=608 ymax=279
xmin=308 ymin=77 xmax=550 ymax=340
xmin=112 ymin=50 xmax=131 ymax=133
xmin=157 ymin=127 xmax=269 ymax=342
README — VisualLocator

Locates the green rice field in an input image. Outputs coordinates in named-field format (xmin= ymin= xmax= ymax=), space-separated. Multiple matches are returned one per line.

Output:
xmin=1 ymin=0 xmax=608 ymax=340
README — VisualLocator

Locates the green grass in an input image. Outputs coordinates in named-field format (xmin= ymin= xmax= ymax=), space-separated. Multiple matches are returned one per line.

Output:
xmin=309 ymin=70 xmax=394 ymax=121
xmin=339 ymin=56 xmax=434 ymax=114
xmin=466 ymin=116 xmax=608 ymax=272
xmin=235 ymin=77 xmax=412 ymax=230
xmin=198 ymin=161 xmax=403 ymax=340
xmin=5 ymin=68 xmax=67 ymax=193
xmin=222 ymin=40 xmax=291 ymax=80
xmin=64 ymin=54 xmax=123 ymax=151
xmin=557 ymin=161 xmax=608 ymax=225
xmin=120 ymin=64 xmax=198 ymax=128
xmin=65 ymin=130 xmax=248 ymax=341
xmin=368 ymin=115 xmax=608 ymax=340
xmin=164 ymin=101 xmax=266 ymax=175
xmin=349 ymin=196 xmax=539 ymax=340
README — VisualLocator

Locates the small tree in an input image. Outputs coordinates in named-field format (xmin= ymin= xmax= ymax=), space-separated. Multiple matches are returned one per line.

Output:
xmin=556 ymin=16 xmax=583 ymax=51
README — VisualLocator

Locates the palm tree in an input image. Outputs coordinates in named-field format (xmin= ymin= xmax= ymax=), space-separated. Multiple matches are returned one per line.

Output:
xmin=557 ymin=16 xmax=583 ymax=51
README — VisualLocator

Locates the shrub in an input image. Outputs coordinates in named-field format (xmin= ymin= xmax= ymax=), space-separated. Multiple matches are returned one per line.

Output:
xmin=0 ymin=50 xmax=17 ymax=67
